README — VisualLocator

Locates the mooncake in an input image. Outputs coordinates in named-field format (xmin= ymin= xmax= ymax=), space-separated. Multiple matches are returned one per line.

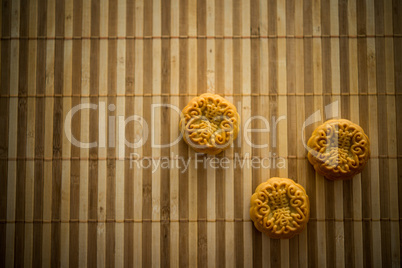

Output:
xmin=179 ymin=93 xmax=240 ymax=155
xmin=250 ymin=177 xmax=310 ymax=239
xmin=307 ymin=119 xmax=370 ymax=180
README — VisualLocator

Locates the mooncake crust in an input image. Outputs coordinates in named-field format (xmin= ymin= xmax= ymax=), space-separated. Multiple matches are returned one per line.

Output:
xmin=307 ymin=119 xmax=370 ymax=180
xmin=179 ymin=93 xmax=240 ymax=155
xmin=250 ymin=177 xmax=310 ymax=239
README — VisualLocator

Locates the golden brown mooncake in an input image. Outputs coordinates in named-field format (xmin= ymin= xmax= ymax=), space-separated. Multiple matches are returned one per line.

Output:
xmin=250 ymin=177 xmax=310 ymax=239
xmin=307 ymin=119 xmax=370 ymax=180
xmin=179 ymin=93 xmax=240 ymax=155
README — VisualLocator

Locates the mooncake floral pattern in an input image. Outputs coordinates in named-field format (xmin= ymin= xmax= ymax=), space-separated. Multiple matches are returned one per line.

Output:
xmin=250 ymin=178 xmax=310 ymax=239
xmin=307 ymin=119 xmax=370 ymax=180
xmin=179 ymin=93 xmax=240 ymax=155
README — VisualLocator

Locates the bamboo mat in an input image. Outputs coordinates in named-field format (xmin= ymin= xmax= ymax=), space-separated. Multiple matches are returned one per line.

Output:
xmin=0 ymin=0 xmax=401 ymax=267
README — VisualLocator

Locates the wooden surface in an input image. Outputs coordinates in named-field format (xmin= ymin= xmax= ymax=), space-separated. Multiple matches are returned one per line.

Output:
xmin=1 ymin=0 xmax=401 ymax=267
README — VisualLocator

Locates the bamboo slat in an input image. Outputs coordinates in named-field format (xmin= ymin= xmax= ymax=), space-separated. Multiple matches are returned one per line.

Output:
xmin=42 ymin=1 xmax=55 ymax=254
xmin=169 ymin=0 xmax=179 ymax=267
xmin=106 ymin=0 xmax=117 ymax=266
xmin=241 ymin=0 xmax=252 ymax=266
xmin=223 ymin=0 xmax=235 ymax=267
xmin=115 ymin=0 xmax=126 ymax=266
xmin=60 ymin=0 xmax=73 ymax=266
xmin=205 ymin=0 xmax=217 ymax=266
xmin=329 ymin=1 xmax=345 ymax=268
xmin=5 ymin=0 xmax=20 ymax=266
xmin=277 ymin=0 xmax=290 ymax=266
xmin=384 ymin=1 xmax=401 ymax=266
xmin=97 ymin=1 xmax=108 ymax=267
xmin=24 ymin=0 xmax=38 ymax=266
xmin=259 ymin=0 xmax=270 ymax=267
xmin=0 ymin=0 xmax=7 ymax=261
xmin=188 ymin=0 xmax=198 ymax=266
